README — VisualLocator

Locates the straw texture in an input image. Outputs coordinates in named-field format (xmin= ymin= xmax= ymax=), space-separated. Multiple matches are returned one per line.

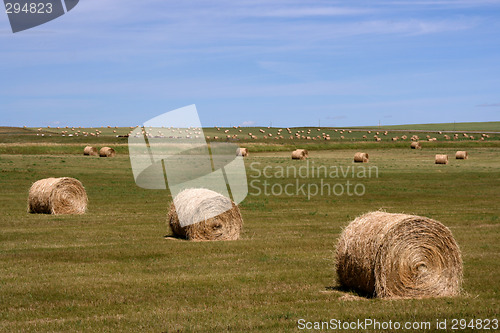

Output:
xmin=354 ymin=152 xmax=369 ymax=163
xmin=168 ymin=188 xmax=243 ymax=241
xmin=435 ymin=154 xmax=448 ymax=164
xmin=336 ymin=211 xmax=462 ymax=298
xmin=83 ymin=146 xmax=98 ymax=156
xmin=28 ymin=177 xmax=87 ymax=215
xmin=292 ymin=149 xmax=308 ymax=160
xmin=99 ymin=147 xmax=116 ymax=157
xmin=411 ymin=142 xmax=422 ymax=149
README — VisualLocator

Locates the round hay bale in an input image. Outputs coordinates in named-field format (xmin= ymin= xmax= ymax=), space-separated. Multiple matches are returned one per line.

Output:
xmin=83 ymin=146 xmax=98 ymax=156
xmin=410 ymin=142 xmax=422 ymax=149
xmin=336 ymin=211 xmax=462 ymax=299
xmin=236 ymin=147 xmax=249 ymax=157
xmin=435 ymin=154 xmax=448 ymax=164
xmin=99 ymin=147 xmax=116 ymax=157
xmin=291 ymin=149 xmax=308 ymax=160
xmin=353 ymin=152 xmax=369 ymax=163
xmin=28 ymin=177 xmax=87 ymax=215
xmin=455 ymin=151 xmax=468 ymax=159
xmin=167 ymin=188 xmax=243 ymax=241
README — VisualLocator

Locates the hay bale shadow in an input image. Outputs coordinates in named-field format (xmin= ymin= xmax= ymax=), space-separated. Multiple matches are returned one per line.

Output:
xmin=325 ymin=285 xmax=372 ymax=299
xmin=163 ymin=235 xmax=183 ymax=241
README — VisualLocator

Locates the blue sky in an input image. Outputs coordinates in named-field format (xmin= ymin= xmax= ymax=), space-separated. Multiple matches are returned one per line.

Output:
xmin=0 ymin=0 xmax=499 ymax=127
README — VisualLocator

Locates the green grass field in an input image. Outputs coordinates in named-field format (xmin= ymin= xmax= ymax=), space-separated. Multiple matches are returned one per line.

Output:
xmin=1 ymin=122 xmax=499 ymax=156
xmin=0 ymin=123 xmax=499 ymax=331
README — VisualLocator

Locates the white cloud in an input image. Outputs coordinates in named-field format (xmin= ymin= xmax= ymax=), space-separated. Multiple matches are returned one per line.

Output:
xmin=0 ymin=0 xmax=497 ymax=127
xmin=257 ymin=7 xmax=372 ymax=17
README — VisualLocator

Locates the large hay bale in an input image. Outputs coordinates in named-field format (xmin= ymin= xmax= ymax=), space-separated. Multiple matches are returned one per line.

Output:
xmin=455 ymin=151 xmax=468 ymax=159
xmin=167 ymin=188 xmax=243 ymax=241
xmin=28 ymin=177 xmax=87 ymax=215
xmin=236 ymin=147 xmax=249 ymax=157
xmin=435 ymin=154 xmax=448 ymax=164
xmin=336 ymin=211 xmax=462 ymax=299
xmin=83 ymin=146 xmax=98 ymax=156
xmin=410 ymin=142 xmax=421 ymax=149
xmin=353 ymin=152 xmax=369 ymax=163
xmin=99 ymin=147 xmax=116 ymax=157
xmin=291 ymin=149 xmax=308 ymax=160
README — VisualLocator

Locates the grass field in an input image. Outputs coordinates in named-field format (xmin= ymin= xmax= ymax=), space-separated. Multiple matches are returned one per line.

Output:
xmin=0 ymin=124 xmax=499 ymax=331
xmin=1 ymin=123 xmax=499 ymax=156
xmin=12 ymin=120 xmax=499 ymax=133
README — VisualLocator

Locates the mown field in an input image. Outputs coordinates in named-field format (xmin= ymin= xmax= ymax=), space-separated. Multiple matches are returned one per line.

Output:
xmin=1 ymin=123 xmax=500 ymax=155
xmin=0 ymin=125 xmax=499 ymax=332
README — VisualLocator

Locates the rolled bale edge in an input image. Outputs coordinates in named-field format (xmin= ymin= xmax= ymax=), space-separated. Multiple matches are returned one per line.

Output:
xmin=99 ymin=147 xmax=116 ymax=157
xmin=27 ymin=177 xmax=88 ymax=215
xmin=336 ymin=211 xmax=463 ymax=299
xmin=410 ymin=142 xmax=422 ymax=149
xmin=435 ymin=154 xmax=448 ymax=164
xmin=455 ymin=151 xmax=468 ymax=159
xmin=236 ymin=147 xmax=249 ymax=157
xmin=354 ymin=152 xmax=369 ymax=163
xmin=167 ymin=188 xmax=243 ymax=241
xmin=83 ymin=146 xmax=98 ymax=156
xmin=292 ymin=149 xmax=308 ymax=160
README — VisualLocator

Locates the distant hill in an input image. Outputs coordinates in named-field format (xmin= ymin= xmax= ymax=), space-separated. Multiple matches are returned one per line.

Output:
xmin=0 ymin=126 xmax=37 ymax=135
xmin=353 ymin=121 xmax=500 ymax=132
xmin=1 ymin=121 xmax=499 ymax=135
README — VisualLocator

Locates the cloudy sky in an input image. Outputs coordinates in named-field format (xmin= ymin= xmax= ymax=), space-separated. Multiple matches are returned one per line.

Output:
xmin=1 ymin=0 xmax=499 ymax=127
